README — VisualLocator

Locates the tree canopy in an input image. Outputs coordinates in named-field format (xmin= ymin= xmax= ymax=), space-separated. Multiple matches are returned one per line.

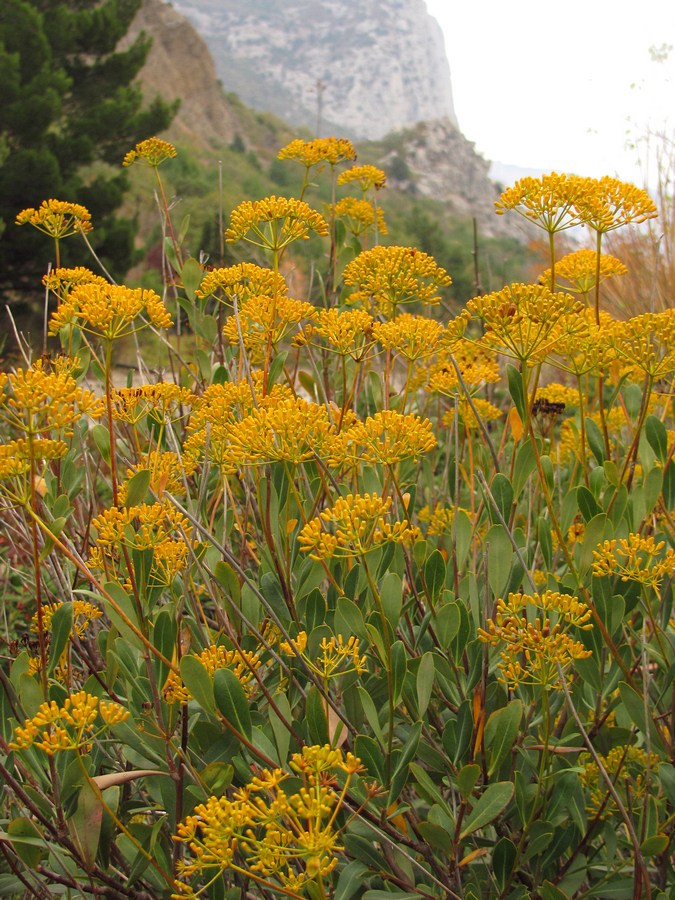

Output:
xmin=0 ymin=0 xmax=177 ymax=292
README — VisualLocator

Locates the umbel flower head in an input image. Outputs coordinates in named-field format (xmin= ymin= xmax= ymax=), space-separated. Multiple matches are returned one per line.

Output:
xmin=592 ymin=534 xmax=675 ymax=589
xmin=298 ymin=492 xmax=421 ymax=560
xmin=295 ymin=308 xmax=376 ymax=361
xmin=173 ymin=745 xmax=363 ymax=898
xmin=9 ymin=691 xmax=129 ymax=755
xmin=467 ymin=282 xmax=585 ymax=364
xmin=343 ymin=245 xmax=452 ymax=317
xmin=478 ymin=590 xmax=593 ymax=690
xmin=49 ymin=281 xmax=173 ymax=340
xmin=16 ymin=199 xmax=92 ymax=238
xmin=494 ymin=172 xmax=587 ymax=233
xmin=0 ymin=355 xmax=102 ymax=439
xmin=333 ymin=197 xmax=387 ymax=237
xmin=226 ymin=195 xmax=328 ymax=253
xmin=123 ymin=137 xmax=177 ymax=168
xmin=196 ymin=262 xmax=287 ymax=304
xmin=337 ymin=164 xmax=387 ymax=192
xmin=277 ymin=136 xmax=357 ymax=169
xmin=541 ymin=249 xmax=627 ymax=295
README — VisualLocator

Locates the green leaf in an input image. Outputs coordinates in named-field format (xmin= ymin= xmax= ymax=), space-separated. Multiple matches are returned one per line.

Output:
xmin=512 ymin=438 xmax=537 ymax=497
xmin=268 ymin=692 xmax=292 ymax=766
xmin=424 ymin=550 xmax=446 ymax=602
xmin=357 ymin=686 xmax=385 ymax=747
xmin=334 ymin=861 xmax=369 ymax=900
xmin=388 ymin=722 xmax=422 ymax=803
xmin=507 ymin=364 xmax=526 ymax=420
xmin=486 ymin=524 xmax=514 ymax=597
xmin=214 ymin=668 xmax=252 ymax=739
xmin=640 ymin=834 xmax=668 ymax=857
xmin=181 ymin=257 xmax=202 ymax=301
xmin=362 ymin=892 xmax=424 ymax=900
xmin=618 ymin=681 xmax=668 ymax=756
xmin=152 ymin=608 xmax=177 ymax=690
xmin=456 ymin=763 xmax=480 ymax=800
xmin=124 ymin=469 xmax=151 ymax=507
xmin=179 ymin=655 xmax=215 ymax=716
xmin=417 ymin=820 xmax=453 ymax=851
xmin=493 ymin=837 xmax=516 ymax=890
xmin=645 ymin=415 xmax=668 ymax=464
xmin=305 ymin=685 xmax=329 ymax=745
xmin=334 ymin=596 xmax=368 ymax=642
xmin=585 ymin=417 xmax=606 ymax=464
xmin=644 ymin=466 xmax=663 ymax=516
xmin=390 ymin=641 xmax=407 ymax=705
xmin=381 ymin=571 xmax=403 ymax=628
xmin=416 ymin=652 xmax=435 ymax=717
xmin=540 ymin=882 xmax=568 ymax=900
xmin=577 ymin=485 xmax=602 ymax=523
xmin=434 ymin=601 xmax=460 ymax=646
xmin=484 ymin=700 xmax=523 ymax=777
xmin=354 ymin=734 xmax=386 ymax=783
xmin=47 ymin=602 xmax=73 ymax=675
xmin=67 ymin=778 xmax=103 ymax=867
xmin=490 ymin=473 xmax=514 ymax=523
xmin=6 ymin=818 xmax=46 ymax=868
xmin=459 ymin=782 xmax=514 ymax=839
xmin=537 ymin=516 xmax=552 ymax=568
xmin=92 ymin=423 xmax=111 ymax=462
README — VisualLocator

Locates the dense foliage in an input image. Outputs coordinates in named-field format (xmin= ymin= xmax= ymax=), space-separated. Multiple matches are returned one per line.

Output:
xmin=0 ymin=137 xmax=673 ymax=900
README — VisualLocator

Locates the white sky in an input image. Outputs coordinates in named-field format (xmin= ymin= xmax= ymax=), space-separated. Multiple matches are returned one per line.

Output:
xmin=425 ymin=0 xmax=675 ymax=184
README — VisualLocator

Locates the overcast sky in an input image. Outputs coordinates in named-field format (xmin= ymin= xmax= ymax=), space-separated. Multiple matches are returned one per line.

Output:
xmin=425 ymin=0 xmax=675 ymax=184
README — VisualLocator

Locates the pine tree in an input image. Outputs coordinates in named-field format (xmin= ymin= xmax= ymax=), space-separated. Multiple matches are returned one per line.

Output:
xmin=0 ymin=0 xmax=176 ymax=292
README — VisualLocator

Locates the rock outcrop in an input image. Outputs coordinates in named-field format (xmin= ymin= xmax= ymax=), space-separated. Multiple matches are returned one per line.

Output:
xmin=124 ymin=0 xmax=238 ymax=149
xmin=171 ymin=0 xmax=457 ymax=140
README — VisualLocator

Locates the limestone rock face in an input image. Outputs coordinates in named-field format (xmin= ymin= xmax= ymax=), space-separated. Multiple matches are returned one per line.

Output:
xmin=171 ymin=0 xmax=457 ymax=140
xmin=379 ymin=118 xmax=523 ymax=239
xmin=124 ymin=0 xmax=238 ymax=148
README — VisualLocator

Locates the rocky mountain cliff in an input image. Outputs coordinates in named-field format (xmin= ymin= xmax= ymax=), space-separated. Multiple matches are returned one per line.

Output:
xmin=125 ymin=1 xmax=526 ymax=241
xmin=170 ymin=0 xmax=457 ymax=141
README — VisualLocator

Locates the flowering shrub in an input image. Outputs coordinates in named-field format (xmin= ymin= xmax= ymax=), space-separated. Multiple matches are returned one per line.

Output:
xmin=0 ymin=137 xmax=673 ymax=900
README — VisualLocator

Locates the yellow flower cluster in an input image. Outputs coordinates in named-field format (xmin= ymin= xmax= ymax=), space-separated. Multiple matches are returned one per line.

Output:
xmin=478 ymin=591 xmax=593 ymax=689
xmin=10 ymin=692 xmax=129 ymax=755
xmin=0 ymin=438 xmax=68 ymax=481
xmin=298 ymin=492 xmax=420 ymax=560
xmin=333 ymin=197 xmax=387 ymax=237
xmin=495 ymin=173 xmax=657 ymax=235
xmin=581 ymin=746 xmax=660 ymax=818
xmin=90 ymin=501 xmax=193 ymax=587
xmin=43 ymin=266 xmax=109 ymax=301
xmin=0 ymin=357 xmax=102 ymax=438
xmin=330 ymin=409 xmax=436 ymax=467
xmin=426 ymin=341 xmax=501 ymax=395
xmin=373 ymin=313 xmax=444 ymax=361
xmin=16 ymin=199 xmax=93 ymax=237
xmin=222 ymin=397 xmax=337 ymax=468
xmin=541 ymin=249 xmax=627 ymax=295
xmin=173 ymin=745 xmax=362 ymax=897
xmin=196 ymin=262 xmax=287 ymax=303
xmin=467 ymin=283 xmax=585 ymax=364
xmin=222 ymin=294 xmax=316 ymax=361
xmin=418 ymin=503 xmax=470 ymax=537
xmin=277 ymin=137 xmax=356 ymax=168
xmin=122 ymin=137 xmax=177 ymax=167
xmin=111 ymin=383 xmax=195 ymax=425
xmin=607 ymin=310 xmax=675 ymax=380
xmin=120 ymin=450 xmax=196 ymax=502
xmin=279 ymin=631 xmax=367 ymax=679
xmin=295 ymin=308 xmax=376 ymax=361
xmin=225 ymin=195 xmax=328 ymax=250
xmin=337 ymin=164 xmax=387 ymax=192
xmin=49 ymin=282 xmax=173 ymax=339
xmin=34 ymin=600 xmax=102 ymax=639
xmin=343 ymin=245 xmax=451 ymax=317
xmin=164 ymin=644 xmax=261 ymax=703
xmin=592 ymin=534 xmax=675 ymax=589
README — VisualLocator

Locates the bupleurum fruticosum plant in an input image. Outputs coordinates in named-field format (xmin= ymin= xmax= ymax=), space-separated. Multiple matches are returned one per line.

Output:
xmin=0 ymin=135 xmax=672 ymax=900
